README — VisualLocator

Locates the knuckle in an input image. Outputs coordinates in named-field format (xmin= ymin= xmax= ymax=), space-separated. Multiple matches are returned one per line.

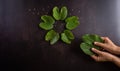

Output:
xmin=112 ymin=46 xmax=117 ymax=52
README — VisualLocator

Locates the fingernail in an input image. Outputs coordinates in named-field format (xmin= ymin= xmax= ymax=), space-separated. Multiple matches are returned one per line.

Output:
xmin=94 ymin=42 xmax=97 ymax=44
xmin=92 ymin=48 xmax=95 ymax=50
xmin=101 ymin=37 xmax=104 ymax=39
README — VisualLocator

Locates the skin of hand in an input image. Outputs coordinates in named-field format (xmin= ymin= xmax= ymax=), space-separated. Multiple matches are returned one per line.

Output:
xmin=91 ymin=37 xmax=120 ymax=67
xmin=94 ymin=37 xmax=120 ymax=55
xmin=91 ymin=48 xmax=116 ymax=62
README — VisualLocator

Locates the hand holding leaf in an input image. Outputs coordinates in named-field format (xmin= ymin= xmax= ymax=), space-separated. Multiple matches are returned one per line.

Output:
xmin=80 ymin=34 xmax=104 ymax=55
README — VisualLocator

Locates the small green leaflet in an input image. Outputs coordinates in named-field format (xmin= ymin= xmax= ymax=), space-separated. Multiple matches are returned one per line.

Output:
xmin=64 ymin=30 xmax=74 ymax=40
xmin=45 ymin=30 xmax=60 ymax=45
xmin=61 ymin=30 xmax=74 ymax=44
xmin=80 ymin=34 xmax=104 ymax=55
xmin=53 ymin=6 xmax=68 ymax=20
xmin=65 ymin=16 xmax=80 ymax=30
xmin=39 ymin=15 xmax=55 ymax=30
xmin=60 ymin=7 xmax=68 ymax=20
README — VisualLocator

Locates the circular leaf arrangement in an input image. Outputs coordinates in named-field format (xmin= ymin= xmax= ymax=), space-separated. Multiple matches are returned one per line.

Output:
xmin=39 ymin=6 xmax=80 ymax=45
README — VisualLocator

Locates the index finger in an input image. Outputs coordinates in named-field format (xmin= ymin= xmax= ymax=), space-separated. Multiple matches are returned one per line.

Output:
xmin=94 ymin=42 xmax=108 ymax=48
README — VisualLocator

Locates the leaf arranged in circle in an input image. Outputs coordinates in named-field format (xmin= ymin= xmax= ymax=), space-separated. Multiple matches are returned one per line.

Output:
xmin=39 ymin=15 xmax=55 ymax=30
xmin=64 ymin=30 xmax=74 ymax=40
xmin=45 ymin=30 xmax=60 ymax=45
xmin=61 ymin=30 xmax=74 ymax=44
xmin=65 ymin=16 xmax=80 ymax=30
xmin=60 ymin=6 xmax=68 ymax=20
xmin=80 ymin=34 xmax=104 ymax=55
xmin=53 ymin=7 xmax=61 ymax=20
xmin=53 ymin=6 xmax=68 ymax=20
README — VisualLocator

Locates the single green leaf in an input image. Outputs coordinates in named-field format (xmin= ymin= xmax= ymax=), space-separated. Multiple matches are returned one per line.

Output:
xmin=60 ymin=6 xmax=68 ymax=20
xmin=50 ymin=33 xmax=59 ymax=45
xmin=82 ymin=34 xmax=103 ymax=49
xmin=82 ymin=34 xmax=95 ymax=44
xmin=61 ymin=33 xmax=71 ymax=44
xmin=45 ymin=30 xmax=60 ymax=45
xmin=39 ymin=22 xmax=53 ymax=30
xmin=80 ymin=43 xmax=94 ymax=55
xmin=45 ymin=30 xmax=56 ymax=41
xmin=66 ymin=16 xmax=80 ymax=30
xmin=39 ymin=15 xmax=55 ymax=30
xmin=80 ymin=34 xmax=103 ymax=55
xmin=53 ymin=6 xmax=68 ymax=20
xmin=53 ymin=6 xmax=61 ymax=20
xmin=61 ymin=30 xmax=74 ymax=44
xmin=64 ymin=30 xmax=74 ymax=40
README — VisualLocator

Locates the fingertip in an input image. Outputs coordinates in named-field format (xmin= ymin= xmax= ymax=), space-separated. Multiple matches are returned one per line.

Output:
xmin=91 ymin=48 xmax=97 ymax=53
xmin=94 ymin=42 xmax=98 ymax=45
xmin=94 ymin=42 xmax=101 ymax=45
xmin=94 ymin=41 xmax=106 ymax=48
xmin=104 ymin=37 xmax=112 ymax=43
xmin=91 ymin=48 xmax=95 ymax=51
xmin=91 ymin=48 xmax=102 ymax=55
xmin=91 ymin=55 xmax=95 ymax=58
xmin=91 ymin=48 xmax=98 ymax=53
xmin=101 ymin=37 xmax=105 ymax=40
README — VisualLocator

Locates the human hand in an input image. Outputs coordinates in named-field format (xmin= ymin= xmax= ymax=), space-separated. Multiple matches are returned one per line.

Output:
xmin=91 ymin=48 xmax=116 ymax=62
xmin=91 ymin=37 xmax=120 ymax=67
xmin=94 ymin=37 xmax=120 ymax=55
xmin=91 ymin=48 xmax=120 ymax=67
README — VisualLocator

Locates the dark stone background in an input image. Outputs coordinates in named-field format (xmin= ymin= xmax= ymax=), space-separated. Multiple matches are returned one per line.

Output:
xmin=0 ymin=0 xmax=120 ymax=71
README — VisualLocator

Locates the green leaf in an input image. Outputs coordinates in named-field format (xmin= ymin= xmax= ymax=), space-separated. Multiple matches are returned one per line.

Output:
xmin=53 ymin=6 xmax=61 ymax=20
xmin=80 ymin=43 xmax=94 ymax=55
xmin=53 ymin=6 xmax=68 ymax=20
xmin=50 ymin=33 xmax=59 ymax=45
xmin=65 ymin=16 xmax=80 ymax=30
xmin=64 ymin=30 xmax=74 ymax=40
xmin=45 ymin=30 xmax=60 ymax=45
xmin=82 ymin=34 xmax=103 ymax=49
xmin=60 ymin=6 xmax=68 ymax=20
xmin=39 ymin=15 xmax=55 ymax=30
xmin=61 ymin=33 xmax=71 ymax=44
xmin=61 ymin=30 xmax=74 ymax=44
xmin=80 ymin=34 xmax=103 ymax=55
xmin=45 ymin=30 xmax=56 ymax=41
xmin=82 ymin=34 xmax=96 ymax=44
